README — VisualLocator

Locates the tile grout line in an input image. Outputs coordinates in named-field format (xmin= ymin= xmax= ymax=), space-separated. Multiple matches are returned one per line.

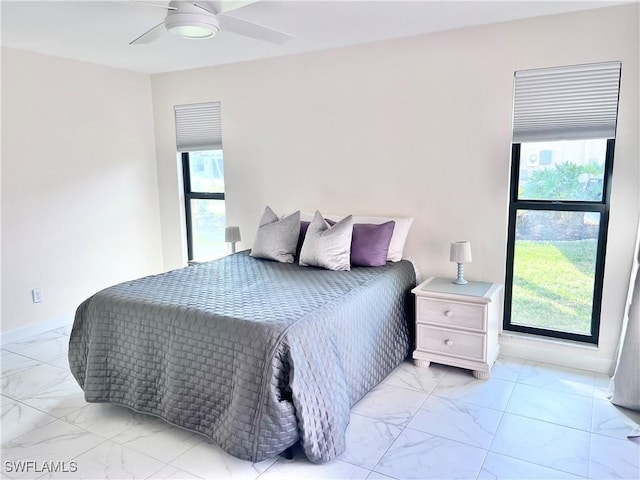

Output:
xmin=1 ymin=368 xmax=73 ymax=407
xmin=145 ymin=463 xmax=206 ymax=480
xmin=32 ymin=437 xmax=112 ymax=480
xmin=367 ymin=364 xmax=449 ymax=478
xmin=474 ymin=373 xmax=513 ymax=480
xmin=490 ymin=364 xmax=593 ymax=478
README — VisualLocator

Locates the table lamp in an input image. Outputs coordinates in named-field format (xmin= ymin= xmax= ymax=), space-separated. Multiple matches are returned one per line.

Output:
xmin=225 ymin=226 xmax=241 ymax=253
xmin=450 ymin=241 xmax=472 ymax=285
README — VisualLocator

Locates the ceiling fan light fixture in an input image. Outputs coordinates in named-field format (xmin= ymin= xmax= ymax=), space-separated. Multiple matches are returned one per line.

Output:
xmin=169 ymin=24 xmax=215 ymax=38
xmin=165 ymin=12 xmax=219 ymax=39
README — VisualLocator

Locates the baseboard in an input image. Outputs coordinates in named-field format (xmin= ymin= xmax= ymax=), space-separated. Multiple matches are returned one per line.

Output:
xmin=500 ymin=332 xmax=614 ymax=374
xmin=1 ymin=315 xmax=73 ymax=346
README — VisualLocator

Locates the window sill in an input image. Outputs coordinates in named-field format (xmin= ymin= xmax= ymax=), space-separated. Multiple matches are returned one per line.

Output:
xmin=500 ymin=330 xmax=600 ymax=351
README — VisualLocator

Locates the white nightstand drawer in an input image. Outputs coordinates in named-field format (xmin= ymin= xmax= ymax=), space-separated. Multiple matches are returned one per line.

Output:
xmin=417 ymin=325 xmax=486 ymax=361
xmin=417 ymin=297 xmax=485 ymax=331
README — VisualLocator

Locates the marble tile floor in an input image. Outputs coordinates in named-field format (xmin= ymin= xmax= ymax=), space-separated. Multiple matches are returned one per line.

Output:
xmin=1 ymin=327 xmax=639 ymax=480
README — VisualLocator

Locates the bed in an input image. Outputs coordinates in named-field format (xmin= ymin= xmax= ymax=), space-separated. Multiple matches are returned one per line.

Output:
xmin=68 ymin=250 xmax=416 ymax=463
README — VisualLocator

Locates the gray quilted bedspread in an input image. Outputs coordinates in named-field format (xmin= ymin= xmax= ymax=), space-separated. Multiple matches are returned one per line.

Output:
xmin=69 ymin=251 xmax=416 ymax=463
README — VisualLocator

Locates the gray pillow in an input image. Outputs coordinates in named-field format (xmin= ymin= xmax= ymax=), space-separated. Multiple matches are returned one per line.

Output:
xmin=250 ymin=207 xmax=300 ymax=263
xmin=299 ymin=211 xmax=353 ymax=271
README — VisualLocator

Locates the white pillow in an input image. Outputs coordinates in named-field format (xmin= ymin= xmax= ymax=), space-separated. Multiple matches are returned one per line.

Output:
xmin=351 ymin=215 xmax=413 ymax=262
xmin=299 ymin=211 xmax=353 ymax=271
xmin=300 ymin=211 xmax=412 ymax=262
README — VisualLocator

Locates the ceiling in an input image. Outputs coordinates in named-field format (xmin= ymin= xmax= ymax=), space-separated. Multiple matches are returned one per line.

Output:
xmin=0 ymin=0 xmax=629 ymax=74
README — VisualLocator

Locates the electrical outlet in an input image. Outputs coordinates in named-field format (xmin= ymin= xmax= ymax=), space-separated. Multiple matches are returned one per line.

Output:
xmin=32 ymin=288 xmax=43 ymax=303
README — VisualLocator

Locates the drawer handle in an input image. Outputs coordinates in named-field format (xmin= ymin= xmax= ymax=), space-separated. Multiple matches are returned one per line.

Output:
xmin=445 ymin=339 xmax=453 ymax=347
xmin=444 ymin=310 xmax=453 ymax=318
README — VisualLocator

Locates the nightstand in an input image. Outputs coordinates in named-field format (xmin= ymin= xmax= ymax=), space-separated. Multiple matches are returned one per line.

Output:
xmin=411 ymin=276 xmax=503 ymax=379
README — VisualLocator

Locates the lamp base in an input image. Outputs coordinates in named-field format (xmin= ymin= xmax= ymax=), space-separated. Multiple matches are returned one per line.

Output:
xmin=452 ymin=262 xmax=468 ymax=285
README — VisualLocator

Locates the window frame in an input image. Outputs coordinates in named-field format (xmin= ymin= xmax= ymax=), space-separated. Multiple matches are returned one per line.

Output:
xmin=181 ymin=151 xmax=225 ymax=262
xmin=503 ymin=139 xmax=615 ymax=344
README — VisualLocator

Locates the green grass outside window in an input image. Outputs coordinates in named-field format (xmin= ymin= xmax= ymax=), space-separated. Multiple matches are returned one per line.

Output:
xmin=512 ymin=239 xmax=597 ymax=335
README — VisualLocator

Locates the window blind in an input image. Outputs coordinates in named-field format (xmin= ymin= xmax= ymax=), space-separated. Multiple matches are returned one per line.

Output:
xmin=174 ymin=101 xmax=222 ymax=152
xmin=513 ymin=62 xmax=621 ymax=142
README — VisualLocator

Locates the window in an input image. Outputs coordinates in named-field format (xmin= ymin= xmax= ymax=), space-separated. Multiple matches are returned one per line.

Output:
xmin=175 ymin=102 xmax=226 ymax=262
xmin=504 ymin=62 xmax=621 ymax=344
xmin=182 ymin=150 xmax=226 ymax=261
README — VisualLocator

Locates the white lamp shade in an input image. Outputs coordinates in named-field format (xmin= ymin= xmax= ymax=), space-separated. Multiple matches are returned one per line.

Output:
xmin=225 ymin=226 xmax=241 ymax=243
xmin=450 ymin=241 xmax=472 ymax=263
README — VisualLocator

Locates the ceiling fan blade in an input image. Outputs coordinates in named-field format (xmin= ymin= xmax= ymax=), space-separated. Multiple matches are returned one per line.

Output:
xmin=192 ymin=2 xmax=214 ymax=14
xmin=119 ymin=0 xmax=177 ymax=10
xmin=130 ymin=22 xmax=167 ymax=45
xmin=209 ymin=1 xmax=259 ymax=14
xmin=218 ymin=14 xmax=293 ymax=44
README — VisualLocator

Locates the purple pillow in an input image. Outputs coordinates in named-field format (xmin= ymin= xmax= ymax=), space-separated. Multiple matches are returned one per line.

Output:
xmin=350 ymin=221 xmax=395 ymax=267
xmin=295 ymin=221 xmax=311 ymax=258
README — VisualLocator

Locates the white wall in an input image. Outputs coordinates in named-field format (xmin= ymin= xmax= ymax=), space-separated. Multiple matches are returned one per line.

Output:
xmin=151 ymin=4 xmax=639 ymax=373
xmin=1 ymin=48 xmax=164 ymax=334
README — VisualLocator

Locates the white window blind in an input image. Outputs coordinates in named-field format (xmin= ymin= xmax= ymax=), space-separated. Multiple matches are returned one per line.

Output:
xmin=174 ymin=101 xmax=222 ymax=152
xmin=513 ymin=62 xmax=621 ymax=142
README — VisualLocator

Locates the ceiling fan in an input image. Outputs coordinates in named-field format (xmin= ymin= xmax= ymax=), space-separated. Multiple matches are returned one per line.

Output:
xmin=127 ymin=0 xmax=294 ymax=45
